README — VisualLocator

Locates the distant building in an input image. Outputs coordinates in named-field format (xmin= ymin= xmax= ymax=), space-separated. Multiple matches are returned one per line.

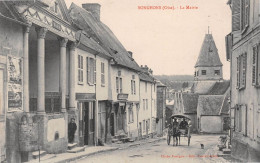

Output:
xmin=226 ymin=0 xmax=260 ymax=161
xmin=139 ymin=65 xmax=157 ymax=138
xmin=156 ymin=81 xmax=166 ymax=136
xmin=194 ymin=33 xmax=223 ymax=81
xmin=174 ymin=32 xmax=230 ymax=134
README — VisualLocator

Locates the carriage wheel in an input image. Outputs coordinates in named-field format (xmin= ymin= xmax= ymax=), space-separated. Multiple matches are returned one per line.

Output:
xmin=188 ymin=136 xmax=191 ymax=146
xmin=167 ymin=135 xmax=171 ymax=145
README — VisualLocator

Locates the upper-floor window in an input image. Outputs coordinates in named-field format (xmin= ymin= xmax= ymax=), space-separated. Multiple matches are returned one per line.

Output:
xmin=131 ymin=75 xmax=136 ymax=95
xmin=101 ymin=62 xmax=105 ymax=86
xmin=131 ymin=80 xmax=136 ymax=95
xmin=143 ymin=99 xmax=145 ymax=110
xmin=241 ymin=0 xmax=249 ymax=32
xmin=146 ymin=99 xmax=148 ymax=110
xmin=197 ymin=71 xmax=199 ymax=76
xmin=87 ymin=57 xmax=96 ymax=85
xmin=214 ymin=70 xmax=220 ymax=76
xmin=145 ymin=82 xmax=147 ymax=92
xmin=237 ymin=53 xmax=247 ymax=90
xmin=116 ymin=77 xmax=122 ymax=93
xmin=202 ymin=70 xmax=206 ymax=75
xmin=78 ymin=55 xmax=83 ymax=84
xmin=252 ymin=44 xmax=260 ymax=86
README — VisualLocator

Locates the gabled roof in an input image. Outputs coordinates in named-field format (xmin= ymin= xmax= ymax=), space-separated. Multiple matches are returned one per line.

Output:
xmin=197 ymin=95 xmax=224 ymax=116
xmin=69 ymin=3 xmax=141 ymax=71
xmin=182 ymin=93 xmax=199 ymax=114
xmin=206 ymin=80 xmax=230 ymax=95
xmin=195 ymin=34 xmax=223 ymax=67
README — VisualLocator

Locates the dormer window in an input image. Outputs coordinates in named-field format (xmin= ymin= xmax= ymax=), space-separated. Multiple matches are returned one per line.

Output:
xmin=214 ymin=70 xmax=220 ymax=76
xmin=54 ymin=2 xmax=58 ymax=13
xmin=202 ymin=70 xmax=207 ymax=75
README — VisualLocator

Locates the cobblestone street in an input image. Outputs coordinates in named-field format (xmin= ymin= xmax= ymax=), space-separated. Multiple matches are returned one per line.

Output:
xmin=76 ymin=135 xmax=232 ymax=163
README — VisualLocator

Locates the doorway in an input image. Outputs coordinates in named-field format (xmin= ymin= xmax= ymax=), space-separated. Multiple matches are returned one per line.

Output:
xmin=110 ymin=113 xmax=115 ymax=136
xmin=79 ymin=101 xmax=95 ymax=146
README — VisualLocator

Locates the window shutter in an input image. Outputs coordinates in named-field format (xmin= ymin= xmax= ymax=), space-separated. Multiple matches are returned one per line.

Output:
xmin=237 ymin=57 xmax=240 ymax=89
xmin=257 ymin=44 xmax=260 ymax=85
xmin=94 ymin=59 xmax=96 ymax=84
xmin=78 ymin=55 xmax=80 ymax=69
xmin=252 ymin=46 xmax=257 ymax=85
xmin=87 ymin=57 xmax=90 ymax=84
xmin=242 ymin=53 xmax=247 ymax=88
xmin=232 ymin=0 xmax=240 ymax=31
xmin=245 ymin=0 xmax=249 ymax=27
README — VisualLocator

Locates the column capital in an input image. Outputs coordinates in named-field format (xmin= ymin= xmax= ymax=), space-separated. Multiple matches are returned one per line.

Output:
xmin=24 ymin=21 xmax=32 ymax=33
xmin=58 ymin=37 xmax=68 ymax=47
xmin=69 ymin=41 xmax=79 ymax=51
xmin=35 ymin=27 xmax=48 ymax=39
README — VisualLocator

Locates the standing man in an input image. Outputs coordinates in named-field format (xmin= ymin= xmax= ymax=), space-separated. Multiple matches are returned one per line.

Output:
xmin=68 ymin=118 xmax=77 ymax=143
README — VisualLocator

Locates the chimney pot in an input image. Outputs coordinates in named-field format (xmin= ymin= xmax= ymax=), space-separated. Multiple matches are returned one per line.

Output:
xmin=82 ymin=3 xmax=101 ymax=21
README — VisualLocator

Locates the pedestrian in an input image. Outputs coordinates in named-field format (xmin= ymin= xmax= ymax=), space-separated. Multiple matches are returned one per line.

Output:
xmin=68 ymin=118 xmax=77 ymax=144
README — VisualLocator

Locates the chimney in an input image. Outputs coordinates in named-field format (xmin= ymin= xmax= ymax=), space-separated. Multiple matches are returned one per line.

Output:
xmin=141 ymin=65 xmax=149 ymax=73
xmin=82 ymin=3 xmax=101 ymax=21
xmin=128 ymin=51 xmax=133 ymax=58
xmin=149 ymin=68 xmax=153 ymax=75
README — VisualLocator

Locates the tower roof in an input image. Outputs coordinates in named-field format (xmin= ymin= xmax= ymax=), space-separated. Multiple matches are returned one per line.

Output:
xmin=195 ymin=34 xmax=223 ymax=67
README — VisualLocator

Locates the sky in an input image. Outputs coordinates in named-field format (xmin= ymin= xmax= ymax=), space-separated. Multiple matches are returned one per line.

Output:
xmin=64 ymin=0 xmax=231 ymax=79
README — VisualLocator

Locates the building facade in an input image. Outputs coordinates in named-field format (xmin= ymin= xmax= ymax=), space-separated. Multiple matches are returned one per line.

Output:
xmin=138 ymin=66 xmax=157 ymax=138
xmin=226 ymin=0 xmax=260 ymax=161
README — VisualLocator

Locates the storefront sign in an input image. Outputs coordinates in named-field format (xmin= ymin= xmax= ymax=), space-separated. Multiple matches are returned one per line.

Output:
xmin=8 ymin=56 xmax=22 ymax=111
xmin=76 ymin=93 xmax=96 ymax=100
xmin=117 ymin=93 xmax=128 ymax=100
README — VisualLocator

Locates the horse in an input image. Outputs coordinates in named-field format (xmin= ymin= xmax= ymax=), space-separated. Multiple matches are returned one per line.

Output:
xmin=172 ymin=127 xmax=181 ymax=146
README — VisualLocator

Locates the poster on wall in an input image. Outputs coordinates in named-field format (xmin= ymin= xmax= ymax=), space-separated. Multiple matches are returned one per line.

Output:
xmin=7 ymin=56 xmax=22 ymax=111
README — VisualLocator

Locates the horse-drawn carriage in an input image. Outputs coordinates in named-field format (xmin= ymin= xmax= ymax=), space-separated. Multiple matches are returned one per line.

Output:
xmin=167 ymin=114 xmax=191 ymax=146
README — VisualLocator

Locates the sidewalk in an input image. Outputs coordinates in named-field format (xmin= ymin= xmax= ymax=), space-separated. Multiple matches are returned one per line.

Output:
xmin=28 ymin=136 xmax=166 ymax=163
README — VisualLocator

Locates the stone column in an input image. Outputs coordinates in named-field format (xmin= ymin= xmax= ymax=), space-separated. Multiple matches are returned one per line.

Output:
xmin=69 ymin=42 xmax=77 ymax=110
xmin=58 ymin=37 xmax=68 ymax=113
xmin=35 ymin=27 xmax=48 ymax=114
xmin=23 ymin=23 xmax=31 ymax=112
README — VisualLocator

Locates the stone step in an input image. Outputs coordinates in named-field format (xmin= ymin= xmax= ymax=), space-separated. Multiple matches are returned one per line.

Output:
xmin=112 ymin=139 xmax=119 ymax=143
xmin=32 ymin=151 xmax=47 ymax=159
xmin=68 ymin=143 xmax=77 ymax=150
xmin=223 ymin=148 xmax=231 ymax=154
xmin=30 ymin=154 xmax=56 ymax=162
xmin=67 ymin=146 xmax=85 ymax=153
xmin=128 ymin=139 xmax=135 ymax=143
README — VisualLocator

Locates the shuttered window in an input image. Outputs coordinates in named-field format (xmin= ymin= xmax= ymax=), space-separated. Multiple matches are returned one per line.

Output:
xmin=252 ymin=45 xmax=258 ymax=85
xmin=87 ymin=57 xmax=96 ymax=85
xmin=241 ymin=0 xmax=250 ymax=32
xmin=252 ymin=44 xmax=260 ymax=87
xmin=101 ymin=62 xmax=105 ymax=86
xmin=232 ymin=0 xmax=240 ymax=31
xmin=78 ymin=55 xmax=83 ymax=84
xmin=237 ymin=53 xmax=247 ymax=90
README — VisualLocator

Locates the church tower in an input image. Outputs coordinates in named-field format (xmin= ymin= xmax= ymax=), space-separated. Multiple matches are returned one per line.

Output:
xmin=194 ymin=33 xmax=223 ymax=81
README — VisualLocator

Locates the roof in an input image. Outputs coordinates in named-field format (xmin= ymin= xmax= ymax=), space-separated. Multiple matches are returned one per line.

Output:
xmin=206 ymin=81 xmax=230 ymax=95
xmin=195 ymin=34 xmax=223 ymax=67
xmin=139 ymin=71 xmax=155 ymax=83
xmin=192 ymin=81 xmax=216 ymax=94
xmin=197 ymin=95 xmax=224 ymax=116
xmin=156 ymin=80 xmax=166 ymax=87
xmin=76 ymin=31 xmax=111 ymax=58
xmin=182 ymin=93 xmax=199 ymax=114
xmin=221 ymin=91 xmax=230 ymax=114
xmin=69 ymin=3 xmax=141 ymax=71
